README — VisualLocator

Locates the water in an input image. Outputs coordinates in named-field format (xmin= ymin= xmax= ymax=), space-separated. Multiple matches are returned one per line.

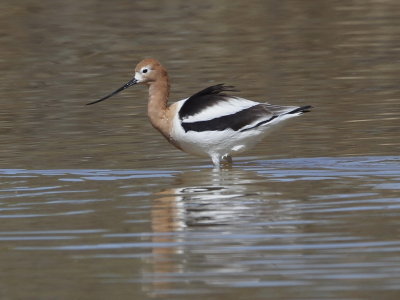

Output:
xmin=1 ymin=158 xmax=399 ymax=299
xmin=1 ymin=0 xmax=400 ymax=299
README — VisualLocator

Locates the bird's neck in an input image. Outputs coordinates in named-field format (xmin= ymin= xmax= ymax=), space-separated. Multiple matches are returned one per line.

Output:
xmin=147 ymin=78 xmax=171 ymax=139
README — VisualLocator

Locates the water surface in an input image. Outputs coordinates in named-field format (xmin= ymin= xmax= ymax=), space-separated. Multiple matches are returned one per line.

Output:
xmin=1 ymin=157 xmax=400 ymax=299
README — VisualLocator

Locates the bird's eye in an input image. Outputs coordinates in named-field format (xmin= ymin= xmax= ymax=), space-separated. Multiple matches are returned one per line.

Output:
xmin=142 ymin=68 xmax=148 ymax=74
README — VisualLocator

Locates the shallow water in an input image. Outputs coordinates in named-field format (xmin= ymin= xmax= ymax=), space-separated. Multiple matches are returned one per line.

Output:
xmin=1 ymin=0 xmax=400 ymax=299
xmin=1 ymin=157 xmax=400 ymax=299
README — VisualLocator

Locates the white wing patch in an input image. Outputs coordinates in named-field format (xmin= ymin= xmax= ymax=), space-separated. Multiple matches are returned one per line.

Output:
xmin=182 ymin=97 xmax=259 ymax=123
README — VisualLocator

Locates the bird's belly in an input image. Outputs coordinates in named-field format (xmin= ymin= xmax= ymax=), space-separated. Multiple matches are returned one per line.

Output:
xmin=171 ymin=125 xmax=264 ymax=157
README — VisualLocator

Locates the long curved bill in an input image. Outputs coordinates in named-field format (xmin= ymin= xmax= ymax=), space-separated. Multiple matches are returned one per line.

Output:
xmin=86 ymin=77 xmax=138 ymax=105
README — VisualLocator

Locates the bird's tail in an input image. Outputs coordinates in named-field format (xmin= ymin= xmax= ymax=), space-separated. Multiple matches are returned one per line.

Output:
xmin=288 ymin=105 xmax=313 ymax=114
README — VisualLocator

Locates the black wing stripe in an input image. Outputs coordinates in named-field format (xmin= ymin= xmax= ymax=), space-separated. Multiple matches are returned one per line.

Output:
xmin=239 ymin=105 xmax=313 ymax=132
xmin=288 ymin=105 xmax=313 ymax=114
xmin=239 ymin=116 xmax=278 ymax=132
xmin=179 ymin=84 xmax=238 ymax=120
xmin=181 ymin=104 xmax=271 ymax=133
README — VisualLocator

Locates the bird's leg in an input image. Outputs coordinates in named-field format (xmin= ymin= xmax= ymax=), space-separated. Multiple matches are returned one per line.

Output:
xmin=221 ymin=154 xmax=232 ymax=164
xmin=219 ymin=154 xmax=233 ymax=169
xmin=211 ymin=154 xmax=221 ymax=168
xmin=211 ymin=154 xmax=233 ymax=169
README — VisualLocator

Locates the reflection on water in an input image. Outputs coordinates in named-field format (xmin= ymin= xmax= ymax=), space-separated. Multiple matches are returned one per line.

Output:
xmin=154 ymin=170 xmax=272 ymax=227
xmin=149 ymin=169 xmax=296 ymax=295
xmin=146 ymin=157 xmax=400 ymax=297
xmin=0 ymin=156 xmax=400 ymax=299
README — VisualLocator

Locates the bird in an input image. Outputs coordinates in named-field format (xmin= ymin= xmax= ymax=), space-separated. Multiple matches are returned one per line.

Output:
xmin=87 ymin=58 xmax=312 ymax=167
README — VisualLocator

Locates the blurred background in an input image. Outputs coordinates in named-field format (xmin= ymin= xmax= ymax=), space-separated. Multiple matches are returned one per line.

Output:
xmin=1 ymin=0 xmax=398 ymax=169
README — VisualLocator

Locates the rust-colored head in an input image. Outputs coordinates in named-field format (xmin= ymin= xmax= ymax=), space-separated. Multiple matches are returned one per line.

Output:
xmin=87 ymin=58 xmax=167 ymax=105
xmin=134 ymin=58 xmax=168 ymax=85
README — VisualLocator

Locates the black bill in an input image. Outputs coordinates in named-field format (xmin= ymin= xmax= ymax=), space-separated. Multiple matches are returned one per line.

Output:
xmin=86 ymin=77 xmax=138 ymax=105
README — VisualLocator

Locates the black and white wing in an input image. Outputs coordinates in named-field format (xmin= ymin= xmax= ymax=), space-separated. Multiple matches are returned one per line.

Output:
xmin=178 ymin=84 xmax=311 ymax=133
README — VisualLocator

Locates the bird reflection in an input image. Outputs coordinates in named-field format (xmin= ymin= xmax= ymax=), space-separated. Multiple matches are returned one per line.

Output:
xmin=148 ymin=168 xmax=279 ymax=295
xmin=152 ymin=168 xmax=264 ymax=229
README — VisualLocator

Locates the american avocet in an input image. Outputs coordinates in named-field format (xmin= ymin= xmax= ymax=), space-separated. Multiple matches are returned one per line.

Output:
xmin=88 ymin=58 xmax=312 ymax=167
